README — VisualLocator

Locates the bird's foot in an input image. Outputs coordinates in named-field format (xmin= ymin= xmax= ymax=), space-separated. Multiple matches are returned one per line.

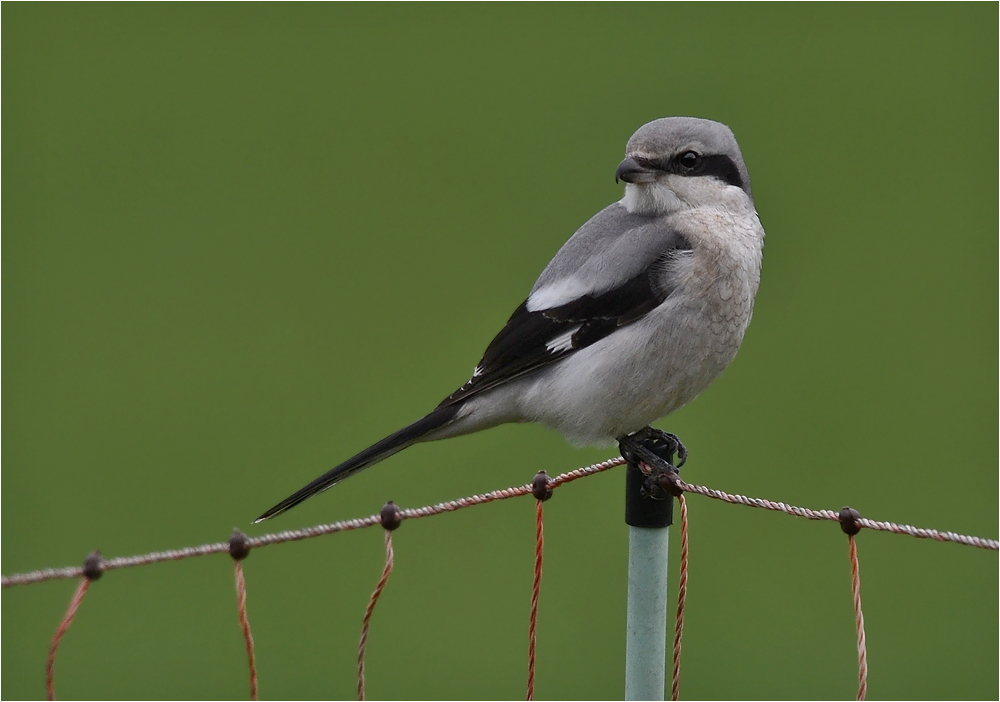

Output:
xmin=619 ymin=427 xmax=687 ymax=469
xmin=618 ymin=427 xmax=686 ymax=500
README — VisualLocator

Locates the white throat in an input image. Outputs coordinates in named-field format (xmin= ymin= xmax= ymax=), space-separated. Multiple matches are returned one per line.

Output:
xmin=622 ymin=175 xmax=750 ymax=216
xmin=621 ymin=181 xmax=686 ymax=216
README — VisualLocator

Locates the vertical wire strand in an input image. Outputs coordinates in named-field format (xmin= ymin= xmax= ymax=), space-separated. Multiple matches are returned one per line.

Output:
xmin=358 ymin=529 xmax=395 ymax=701
xmin=527 ymin=499 xmax=544 ymax=700
xmin=234 ymin=561 xmax=258 ymax=701
xmin=848 ymin=535 xmax=868 ymax=700
xmin=46 ymin=578 xmax=91 ymax=700
xmin=671 ymin=493 xmax=689 ymax=701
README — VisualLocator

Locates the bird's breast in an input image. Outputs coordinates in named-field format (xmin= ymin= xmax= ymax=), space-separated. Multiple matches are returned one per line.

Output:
xmin=519 ymin=207 xmax=764 ymax=444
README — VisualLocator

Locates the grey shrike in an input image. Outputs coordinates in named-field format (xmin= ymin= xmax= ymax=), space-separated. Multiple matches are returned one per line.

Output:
xmin=255 ymin=116 xmax=764 ymax=522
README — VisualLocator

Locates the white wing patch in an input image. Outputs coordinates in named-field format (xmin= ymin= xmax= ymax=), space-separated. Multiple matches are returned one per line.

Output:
xmin=527 ymin=278 xmax=590 ymax=312
xmin=545 ymin=325 xmax=582 ymax=353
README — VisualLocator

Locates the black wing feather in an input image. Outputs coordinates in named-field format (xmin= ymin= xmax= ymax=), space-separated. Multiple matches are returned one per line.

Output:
xmin=441 ymin=246 xmax=689 ymax=407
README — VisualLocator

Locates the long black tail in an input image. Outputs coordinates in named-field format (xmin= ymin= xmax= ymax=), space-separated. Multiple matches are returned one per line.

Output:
xmin=254 ymin=405 xmax=459 ymax=522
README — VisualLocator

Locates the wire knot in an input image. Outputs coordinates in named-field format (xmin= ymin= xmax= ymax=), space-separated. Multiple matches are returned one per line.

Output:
xmin=839 ymin=507 xmax=863 ymax=536
xmin=82 ymin=551 xmax=105 ymax=581
xmin=229 ymin=529 xmax=252 ymax=561
xmin=531 ymin=471 xmax=554 ymax=501
xmin=654 ymin=468 xmax=684 ymax=498
xmin=380 ymin=501 xmax=403 ymax=531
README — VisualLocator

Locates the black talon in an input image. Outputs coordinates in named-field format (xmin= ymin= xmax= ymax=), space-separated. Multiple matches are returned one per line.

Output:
xmin=661 ymin=431 xmax=687 ymax=468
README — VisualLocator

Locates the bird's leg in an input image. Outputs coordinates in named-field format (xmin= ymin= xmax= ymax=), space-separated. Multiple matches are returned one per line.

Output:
xmin=618 ymin=427 xmax=687 ymax=499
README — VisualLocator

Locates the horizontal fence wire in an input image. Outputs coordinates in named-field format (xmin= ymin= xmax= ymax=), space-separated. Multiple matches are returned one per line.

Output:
xmin=672 ymin=479 xmax=999 ymax=549
xmin=3 ymin=455 xmax=997 ymax=588
xmin=2 ymin=457 xmax=629 ymax=588
xmin=6 ymin=455 xmax=997 ymax=702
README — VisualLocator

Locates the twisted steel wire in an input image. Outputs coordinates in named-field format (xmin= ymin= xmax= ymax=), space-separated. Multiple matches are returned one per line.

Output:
xmin=357 ymin=529 xmax=395 ymax=701
xmin=9 ymin=454 xmax=996 ymax=702
xmin=2 ymin=458 xmax=626 ymax=588
xmin=233 ymin=561 xmax=258 ymax=701
xmin=5 ymin=459 xmax=995 ymax=588
xmin=671 ymin=493 xmax=689 ymax=702
xmin=848 ymin=535 xmax=868 ymax=700
xmin=527 ymin=499 xmax=544 ymax=701
xmin=673 ymin=479 xmax=998 ymax=549
xmin=5 ymin=460 xmax=995 ymax=589
xmin=45 ymin=578 xmax=90 ymax=701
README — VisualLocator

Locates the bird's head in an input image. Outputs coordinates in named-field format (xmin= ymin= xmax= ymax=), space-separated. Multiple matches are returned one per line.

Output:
xmin=616 ymin=117 xmax=754 ymax=216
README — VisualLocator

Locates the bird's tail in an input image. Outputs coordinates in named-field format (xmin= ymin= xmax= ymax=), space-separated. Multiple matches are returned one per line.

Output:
xmin=253 ymin=405 xmax=459 ymax=523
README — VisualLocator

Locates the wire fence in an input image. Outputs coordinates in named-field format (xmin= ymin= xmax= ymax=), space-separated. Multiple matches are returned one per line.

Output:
xmin=4 ymin=454 xmax=997 ymax=701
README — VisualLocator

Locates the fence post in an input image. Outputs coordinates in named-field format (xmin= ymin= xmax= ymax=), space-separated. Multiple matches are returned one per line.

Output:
xmin=624 ymin=462 xmax=673 ymax=701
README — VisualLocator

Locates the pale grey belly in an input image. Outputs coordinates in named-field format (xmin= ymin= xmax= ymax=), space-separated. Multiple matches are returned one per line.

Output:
xmin=516 ymin=296 xmax=750 ymax=445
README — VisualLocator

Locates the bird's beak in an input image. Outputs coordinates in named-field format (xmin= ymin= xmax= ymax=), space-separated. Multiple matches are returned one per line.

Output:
xmin=615 ymin=156 xmax=661 ymax=184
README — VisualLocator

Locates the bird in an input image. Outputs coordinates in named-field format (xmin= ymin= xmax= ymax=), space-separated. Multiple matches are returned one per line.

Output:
xmin=255 ymin=116 xmax=764 ymax=523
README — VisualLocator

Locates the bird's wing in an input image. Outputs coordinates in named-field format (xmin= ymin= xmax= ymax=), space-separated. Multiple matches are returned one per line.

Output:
xmin=441 ymin=206 xmax=690 ymax=407
xmin=527 ymin=202 xmax=682 ymax=308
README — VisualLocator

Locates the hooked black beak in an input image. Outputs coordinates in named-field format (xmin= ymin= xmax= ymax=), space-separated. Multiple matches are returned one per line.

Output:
xmin=615 ymin=156 xmax=661 ymax=184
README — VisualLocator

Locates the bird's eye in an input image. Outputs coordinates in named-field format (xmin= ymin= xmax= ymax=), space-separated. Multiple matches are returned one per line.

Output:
xmin=678 ymin=150 xmax=701 ymax=169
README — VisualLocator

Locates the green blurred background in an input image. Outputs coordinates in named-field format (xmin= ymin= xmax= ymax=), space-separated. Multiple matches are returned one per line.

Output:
xmin=3 ymin=4 xmax=996 ymax=700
